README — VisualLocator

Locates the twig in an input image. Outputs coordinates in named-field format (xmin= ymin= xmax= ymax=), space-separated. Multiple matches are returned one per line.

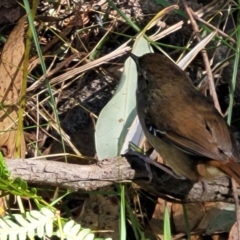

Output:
xmin=232 ymin=179 xmax=240 ymax=239
xmin=192 ymin=13 xmax=235 ymax=44
xmin=181 ymin=0 xmax=222 ymax=115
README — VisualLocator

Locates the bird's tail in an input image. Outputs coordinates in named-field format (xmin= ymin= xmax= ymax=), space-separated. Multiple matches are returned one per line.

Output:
xmin=209 ymin=159 xmax=240 ymax=186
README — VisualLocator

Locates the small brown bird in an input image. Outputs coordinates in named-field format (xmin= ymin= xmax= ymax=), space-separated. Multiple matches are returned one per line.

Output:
xmin=130 ymin=52 xmax=240 ymax=184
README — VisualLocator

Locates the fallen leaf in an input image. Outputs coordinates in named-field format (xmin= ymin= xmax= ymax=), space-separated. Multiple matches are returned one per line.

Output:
xmin=0 ymin=16 xmax=26 ymax=158
xmin=228 ymin=222 xmax=240 ymax=240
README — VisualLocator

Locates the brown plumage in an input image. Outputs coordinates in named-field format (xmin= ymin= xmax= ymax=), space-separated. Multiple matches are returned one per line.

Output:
xmin=130 ymin=52 xmax=240 ymax=184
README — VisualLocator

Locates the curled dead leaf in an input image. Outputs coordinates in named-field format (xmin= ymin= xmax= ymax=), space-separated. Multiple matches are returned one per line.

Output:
xmin=0 ymin=16 xmax=26 ymax=158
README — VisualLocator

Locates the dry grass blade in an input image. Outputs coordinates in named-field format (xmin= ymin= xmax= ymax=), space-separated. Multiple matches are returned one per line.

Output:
xmin=182 ymin=0 xmax=222 ymax=114
xmin=0 ymin=16 xmax=26 ymax=158
xmin=150 ymin=21 xmax=184 ymax=41
xmin=27 ymin=45 xmax=131 ymax=92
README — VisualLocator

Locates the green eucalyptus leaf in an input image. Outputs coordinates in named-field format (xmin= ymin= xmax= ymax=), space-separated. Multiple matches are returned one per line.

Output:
xmin=95 ymin=36 xmax=153 ymax=160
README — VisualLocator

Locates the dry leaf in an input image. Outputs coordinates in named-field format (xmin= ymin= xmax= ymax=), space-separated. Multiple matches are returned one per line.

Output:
xmin=0 ymin=16 xmax=26 ymax=157
xmin=197 ymin=202 xmax=235 ymax=235
xmin=212 ymin=233 xmax=228 ymax=240
xmin=228 ymin=222 xmax=240 ymax=240
xmin=172 ymin=203 xmax=205 ymax=233
xmin=77 ymin=193 xmax=119 ymax=239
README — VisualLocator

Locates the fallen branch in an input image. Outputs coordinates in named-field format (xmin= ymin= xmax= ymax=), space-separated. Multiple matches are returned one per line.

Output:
xmin=5 ymin=156 xmax=238 ymax=203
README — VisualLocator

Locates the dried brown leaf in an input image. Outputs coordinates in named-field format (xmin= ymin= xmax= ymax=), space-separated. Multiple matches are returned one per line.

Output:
xmin=228 ymin=222 xmax=239 ymax=240
xmin=0 ymin=16 xmax=26 ymax=157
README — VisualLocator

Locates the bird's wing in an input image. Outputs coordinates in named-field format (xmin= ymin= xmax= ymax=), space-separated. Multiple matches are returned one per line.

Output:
xmin=145 ymin=100 xmax=236 ymax=162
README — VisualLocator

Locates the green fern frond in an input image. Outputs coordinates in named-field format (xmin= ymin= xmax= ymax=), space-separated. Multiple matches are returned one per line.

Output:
xmin=0 ymin=208 xmax=110 ymax=240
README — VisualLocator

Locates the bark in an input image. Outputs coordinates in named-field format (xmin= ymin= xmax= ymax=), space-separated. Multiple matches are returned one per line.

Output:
xmin=5 ymin=155 xmax=238 ymax=203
